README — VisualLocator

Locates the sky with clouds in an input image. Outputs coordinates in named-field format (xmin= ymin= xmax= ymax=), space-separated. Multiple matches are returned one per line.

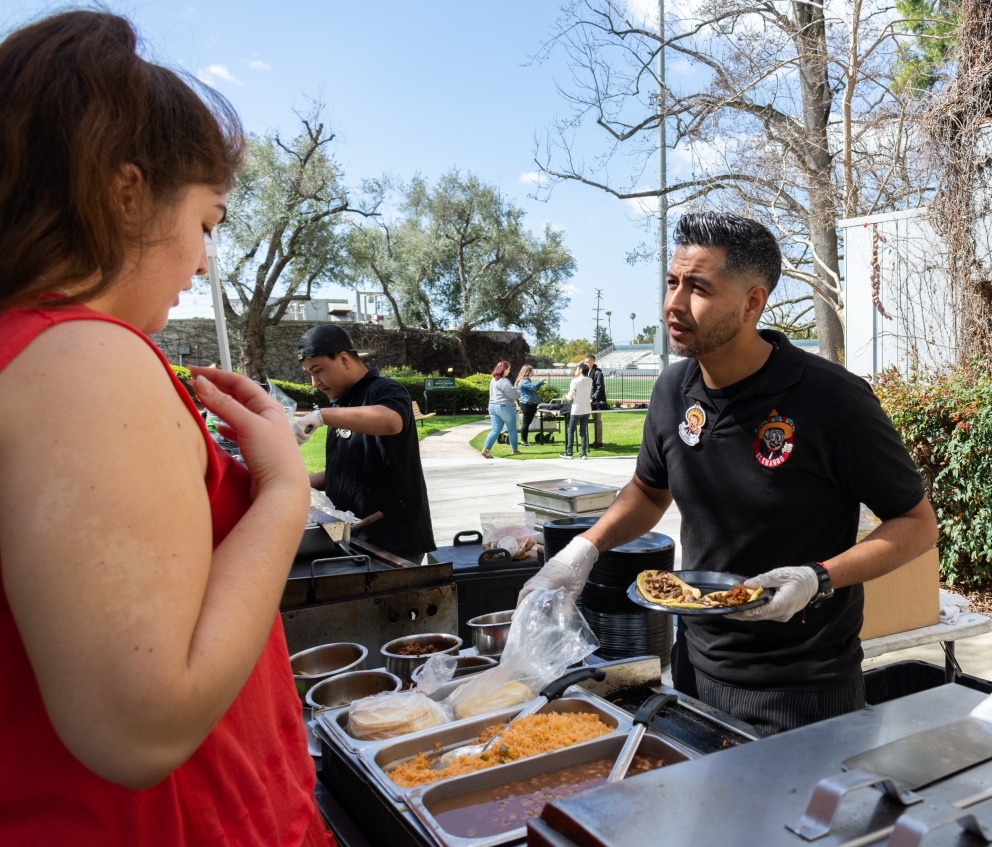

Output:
xmin=2 ymin=0 xmax=671 ymax=346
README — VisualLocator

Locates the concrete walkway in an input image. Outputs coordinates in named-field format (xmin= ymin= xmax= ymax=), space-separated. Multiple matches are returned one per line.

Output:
xmin=418 ymin=420 xmax=681 ymax=562
xmin=418 ymin=421 xmax=992 ymax=684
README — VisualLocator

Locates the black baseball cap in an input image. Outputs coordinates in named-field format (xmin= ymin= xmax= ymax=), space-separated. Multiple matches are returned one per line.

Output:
xmin=297 ymin=324 xmax=360 ymax=361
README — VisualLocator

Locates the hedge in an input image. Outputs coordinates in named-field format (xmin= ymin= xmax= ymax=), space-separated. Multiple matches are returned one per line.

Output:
xmin=172 ymin=365 xmax=558 ymax=421
xmin=874 ymin=360 xmax=992 ymax=587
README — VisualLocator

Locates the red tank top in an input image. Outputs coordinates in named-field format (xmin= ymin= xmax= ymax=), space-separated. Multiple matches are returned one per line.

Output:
xmin=0 ymin=304 xmax=318 ymax=846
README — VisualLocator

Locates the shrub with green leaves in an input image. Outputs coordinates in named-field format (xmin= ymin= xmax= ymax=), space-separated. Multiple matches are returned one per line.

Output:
xmin=874 ymin=361 xmax=992 ymax=587
xmin=260 ymin=371 xmax=491 ymax=413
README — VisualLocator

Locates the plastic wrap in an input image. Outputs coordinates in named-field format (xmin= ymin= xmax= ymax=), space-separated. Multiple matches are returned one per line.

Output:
xmin=481 ymin=512 xmax=537 ymax=560
xmin=444 ymin=588 xmax=599 ymax=719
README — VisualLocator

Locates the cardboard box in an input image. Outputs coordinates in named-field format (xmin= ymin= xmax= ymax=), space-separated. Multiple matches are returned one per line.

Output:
xmin=860 ymin=547 xmax=940 ymax=640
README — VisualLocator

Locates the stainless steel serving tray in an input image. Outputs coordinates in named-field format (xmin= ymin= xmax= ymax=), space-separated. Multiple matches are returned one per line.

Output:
xmin=360 ymin=695 xmax=632 ymax=803
xmin=517 ymin=479 xmax=619 ymax=513
xmin=405 ymin=730 xmax=698 ymax=847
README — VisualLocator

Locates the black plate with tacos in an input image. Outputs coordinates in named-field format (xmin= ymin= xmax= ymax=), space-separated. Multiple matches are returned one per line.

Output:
xmin=627 ymin=569 xmax=772 ymax=616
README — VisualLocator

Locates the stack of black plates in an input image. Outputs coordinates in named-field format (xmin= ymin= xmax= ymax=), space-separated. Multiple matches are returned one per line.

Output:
xmin=543 ymin=517 xmax=675 ymax=662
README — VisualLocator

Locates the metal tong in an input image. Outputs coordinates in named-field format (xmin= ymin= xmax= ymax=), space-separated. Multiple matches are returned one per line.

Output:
xmin=607 ymin=692 xmax=677 ymax=782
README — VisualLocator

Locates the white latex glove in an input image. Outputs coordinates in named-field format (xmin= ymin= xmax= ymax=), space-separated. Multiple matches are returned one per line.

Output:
xmin=293 ymin=409 xmax=325 ymax=445
xmin=727 ymin=566 xmax=819 ymax=623
xmin=517 ymin=537 xmax=599 ymax=605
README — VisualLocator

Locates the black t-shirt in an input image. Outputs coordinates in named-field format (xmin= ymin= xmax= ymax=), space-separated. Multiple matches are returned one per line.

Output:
xmin=323 ymin=370 xmax=436 ymax=556
xmin=635 ymin=330 xmax=925 ymax=691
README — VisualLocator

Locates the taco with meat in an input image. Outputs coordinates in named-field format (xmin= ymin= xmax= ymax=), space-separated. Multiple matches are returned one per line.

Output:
xmin=701 ymin=583 xmax=764 ymax=607
xmin=636 ymin=571 xmax=764 ymax=609
xmin=635 ymin=570 xmax=705 ymax=607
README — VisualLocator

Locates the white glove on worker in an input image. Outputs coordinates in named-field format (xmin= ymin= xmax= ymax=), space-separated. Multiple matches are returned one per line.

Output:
xmin=293 ymin=409 xmax=325 ymax=445
xmin=517 ymin=537 xmax=599 ymax=605
xmin=727 ymin=566 xmax=820 ymax=623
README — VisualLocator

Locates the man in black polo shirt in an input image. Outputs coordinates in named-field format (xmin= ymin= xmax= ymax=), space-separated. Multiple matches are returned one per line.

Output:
xmin=294 ymin=325 xmax=436 ymax=562
xmin=520 ymin=212 xmax=937 ymax=735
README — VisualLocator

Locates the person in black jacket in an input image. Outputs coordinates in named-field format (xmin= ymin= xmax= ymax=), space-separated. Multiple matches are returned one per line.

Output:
xmin=584 ymin=353 xmax=607 ymax=448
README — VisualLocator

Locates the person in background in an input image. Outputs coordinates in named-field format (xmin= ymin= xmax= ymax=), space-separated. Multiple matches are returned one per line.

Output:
xmin=481 ymin=360 xmax=522 ymax=458
xmin=584 ymin=353 xmax=608 ymax=448
xmin=294 ymin=325 xmax=436 ymax=562
xmin=0 ymin=11 xmax=332 ymax=845
xmin=561 ymin=362 xmax=593 ymax=459
xmin=521 ymin=211 xmax=937 ymax=735
xmin=514 ymin=364 xmax=545 ymax=446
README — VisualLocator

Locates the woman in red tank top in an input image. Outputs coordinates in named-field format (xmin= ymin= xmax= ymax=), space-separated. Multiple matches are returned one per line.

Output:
xmin=0 ymin=11 xmax=332 ymax=846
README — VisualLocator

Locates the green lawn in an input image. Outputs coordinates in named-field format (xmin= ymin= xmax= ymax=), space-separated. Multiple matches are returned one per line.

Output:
xmin=468 ymin=411 xmax=646 ymax=460
xmin=299 ymin=411 xmax=646 ymax=472
xmin=538 ymin=374 xmax=657 ymax=404
xmin=299 ymin=414 xmax=486 ymax=473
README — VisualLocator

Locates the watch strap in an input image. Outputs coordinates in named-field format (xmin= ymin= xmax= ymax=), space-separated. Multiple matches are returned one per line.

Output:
xmin=805 ymin=561 xmax=834 ymax=607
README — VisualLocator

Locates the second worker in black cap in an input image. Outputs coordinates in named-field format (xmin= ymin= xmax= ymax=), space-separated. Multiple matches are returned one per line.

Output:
xmin=295 ymin=324 xmax=436 ymax=561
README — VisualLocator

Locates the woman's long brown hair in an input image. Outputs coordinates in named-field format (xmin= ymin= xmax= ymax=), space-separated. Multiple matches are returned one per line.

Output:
xmin=0 ymin=10 xmax=245 ymax=313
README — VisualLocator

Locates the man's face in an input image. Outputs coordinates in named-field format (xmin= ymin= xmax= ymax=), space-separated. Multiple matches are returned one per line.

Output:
xmin=301 ymin=354 xmax=347 ymax=400
xmin=664 ymin=244 xmax=759 ymax=359
xmin=584 ymin=357 xmax=594 ymax=370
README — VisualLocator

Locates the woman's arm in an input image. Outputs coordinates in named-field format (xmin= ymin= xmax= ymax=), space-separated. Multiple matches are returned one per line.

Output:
xmin=0 ymin=321 xmax=310 ymax=789
xmin=500 ymin=377 xmax=520 ymax=401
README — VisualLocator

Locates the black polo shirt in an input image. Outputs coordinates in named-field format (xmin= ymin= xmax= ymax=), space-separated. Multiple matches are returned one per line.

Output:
xmin=323 ymin=369 xmax=436 ymax=557
xmin=635 ymin=330 xmax=925 ymax=690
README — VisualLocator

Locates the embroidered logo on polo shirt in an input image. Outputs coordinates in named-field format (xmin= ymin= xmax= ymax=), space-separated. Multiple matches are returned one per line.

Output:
xmin=678 ymin=402 xmax=706 ymax=446
xmin=754 ymin=409 xmax=794 ymax=468
xmin=335 ymin=428 xmax=352 ymax=439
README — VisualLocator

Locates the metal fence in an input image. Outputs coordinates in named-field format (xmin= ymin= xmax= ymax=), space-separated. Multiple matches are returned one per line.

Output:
xmin=534 ymin=368 xmax=659 ymax=406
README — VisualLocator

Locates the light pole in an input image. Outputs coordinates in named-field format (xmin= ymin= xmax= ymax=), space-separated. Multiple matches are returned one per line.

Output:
xmin=204 ymin=229 xmax=233 ymax=371
xmin=606 ymin=310 xmax=613 ymax=344
xmin=656 ymin=0 xmax=671 ymax=370
xmin=630 ymin=312 xmax=637 ymax=343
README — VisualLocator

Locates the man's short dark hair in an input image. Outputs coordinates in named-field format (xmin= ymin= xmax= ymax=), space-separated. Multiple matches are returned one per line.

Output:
xmin=672 ymin=212 xmax=782 ymax=293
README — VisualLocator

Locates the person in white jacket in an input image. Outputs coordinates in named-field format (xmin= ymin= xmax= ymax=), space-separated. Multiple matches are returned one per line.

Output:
xmin=561 ymin=362 xmax=593 ymax=459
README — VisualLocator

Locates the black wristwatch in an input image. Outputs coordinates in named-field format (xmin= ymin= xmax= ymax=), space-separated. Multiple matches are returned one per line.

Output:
xmin=805 ymin=561 xmax=834 ymax=608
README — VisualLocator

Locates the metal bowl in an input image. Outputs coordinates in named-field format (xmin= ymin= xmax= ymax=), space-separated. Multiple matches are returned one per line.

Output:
xmin=306 ymin=669 xmax=402 ymax=712
xmin=409 ymin=654 xmax=498 ymax=686
xmin=380 ymin=633 xmax=462 ymax=684
xmin=290 ymin=642 xmax=368 ymax=702
xmin=467 ymin=610 xmax=514 ymax=657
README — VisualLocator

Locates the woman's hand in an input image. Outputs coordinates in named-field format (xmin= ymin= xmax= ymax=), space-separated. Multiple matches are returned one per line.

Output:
xmin=190 ymin=367 xmax=309 ymax=498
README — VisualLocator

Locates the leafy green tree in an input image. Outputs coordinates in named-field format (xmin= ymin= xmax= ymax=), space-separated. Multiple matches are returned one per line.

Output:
xmin=894 ymin=0 xmax=960 ymax=93
xmin=347 ymin=170 xmax=576 ymax=371
xmin=219 ymin=107 xmax=381 ymax=378
xmin=535 ymin=337 xmax=595 ymax=364
xmin=594 ymin=325 xmax=612 ymax=351
xmin=633 ymin=325 xmax=657 ymax=344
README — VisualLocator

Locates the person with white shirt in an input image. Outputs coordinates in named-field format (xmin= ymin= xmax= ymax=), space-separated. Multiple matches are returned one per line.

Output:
xmin=561 ymin=362 xmax=593 ymax=459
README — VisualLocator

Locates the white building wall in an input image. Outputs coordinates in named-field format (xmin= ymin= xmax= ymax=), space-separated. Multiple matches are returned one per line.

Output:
xmin=839 ymin=207 xmax=961 ymax=377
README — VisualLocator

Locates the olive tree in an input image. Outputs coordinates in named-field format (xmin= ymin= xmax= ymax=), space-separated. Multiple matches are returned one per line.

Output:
xmin=218 ymin=108 xmax=381 ymax=379
xmin=346 ymin=170 xmax=576 ymax=371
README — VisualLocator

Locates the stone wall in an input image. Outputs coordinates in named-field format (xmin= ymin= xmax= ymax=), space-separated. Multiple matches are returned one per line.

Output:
xmin=152 ymin=320 xmax=529 ymax=380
